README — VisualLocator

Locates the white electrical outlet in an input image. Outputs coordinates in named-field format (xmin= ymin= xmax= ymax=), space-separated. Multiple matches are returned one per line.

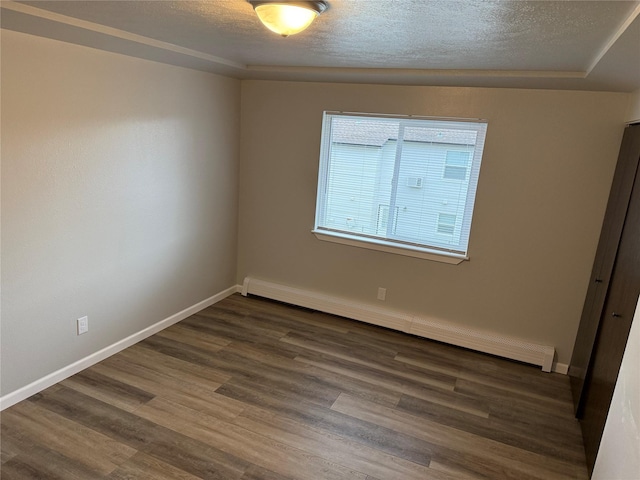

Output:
xmin=377 ymin=287 xmax=386 ymax=301
xmin=77 ymin=316 xmax=89 ymax=335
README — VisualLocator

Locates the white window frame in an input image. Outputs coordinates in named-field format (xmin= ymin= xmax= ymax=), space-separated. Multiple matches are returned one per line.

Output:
xmin=312 ymin=111 xmax=488 ymax=264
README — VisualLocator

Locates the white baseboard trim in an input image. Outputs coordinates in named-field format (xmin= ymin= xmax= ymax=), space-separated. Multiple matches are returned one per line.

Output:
xmin=552 ymin=362 xmax=569 ymax=375
xmin=242 ymin=276 xmax=556 ymax=373
xmin=0 ymin=284 xmax=242 ymax=411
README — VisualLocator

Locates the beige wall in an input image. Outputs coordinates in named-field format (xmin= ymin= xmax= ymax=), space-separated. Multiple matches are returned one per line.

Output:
xmin=238 ymin=80 xmax=629 ymax=365
xmin=1 ymin=30 xmax=240 ymax=395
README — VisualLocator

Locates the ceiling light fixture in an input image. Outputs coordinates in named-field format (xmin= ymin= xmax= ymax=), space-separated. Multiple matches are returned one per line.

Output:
xmin=248 ymin=1 xmax=328 ymax=37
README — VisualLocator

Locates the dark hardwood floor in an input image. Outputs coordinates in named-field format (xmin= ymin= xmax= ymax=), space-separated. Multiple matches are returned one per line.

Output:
xmin=1 ymin=294 xmax=588 ymax=479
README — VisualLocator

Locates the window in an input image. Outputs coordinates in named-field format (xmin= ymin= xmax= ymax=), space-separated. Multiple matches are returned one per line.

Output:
xmin=444 ymin=151 xmax=470 ymax=180
xmin=313 ymin=112 xmax=488 ymax=262
xmin=437 ymin=213 xmax=457 ymax=235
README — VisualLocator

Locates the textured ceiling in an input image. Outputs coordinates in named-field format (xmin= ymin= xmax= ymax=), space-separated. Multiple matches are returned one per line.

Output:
xmin=2 ymin=0 xmax=640 ymax=91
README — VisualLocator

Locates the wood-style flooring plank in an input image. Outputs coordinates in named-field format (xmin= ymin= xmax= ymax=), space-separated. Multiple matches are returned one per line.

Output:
xmin=0 ymin=293 xmax=588 ymax=480
xmin=285 ymin=338 xmax=457 ymax=391
xmin=96 ymin=353 xmax=229 ymax=405
xmin=134 ymin=396 xmax=369 ymax=480
xmin=215 ymin=379 xmax=435 ymax=467
xmin=89 ymin=361 xmax=244 ymax=423
xmin=239 ymin=465 xmax=297 ymax=480
xmin=331 ymin=392 xmax=586 ymax=480
xmin=1 ymin=457 xmax=62 ymax=480
xmin=224 ymin=341 xmax=403 ymax=407
xmin=107 ymin=342 xmax=232 ymax=385
xmin=188 ymin=307 xmax=291 ymax=341
xmin=0 ymin=434 xmax=19 ymax=466
xmin=60 ymin=369 xmax=155 ymax=413
xmin=1 ymin=400 xmax=135 ymax=475
xmin=396 ymin=393 xmax=584 ymax=464
xmin=294 ymin=351 xmax=485 ymax=415
xmin=105 ymin=451 xmax=202 ymax=480
xmin=0 ymin=424 xmax=110 ymax=480
xmin=396 ymin=351 xmax=573 ymax=406
xmin=154 ymin=322 xmax=232 ymax=351
xmin=233 ymin=406 xmax=443 ymax=480
xmin=222 ymin=295 xmax=351 ymax=335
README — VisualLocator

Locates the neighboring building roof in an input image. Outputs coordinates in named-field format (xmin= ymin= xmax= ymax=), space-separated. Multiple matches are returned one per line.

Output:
xmin=331 ymin=117 xmax=478 ymax=147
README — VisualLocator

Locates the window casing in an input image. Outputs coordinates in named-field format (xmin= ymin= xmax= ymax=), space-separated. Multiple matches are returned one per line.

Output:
xmin=313 ymin=112 xmax=488 ymax=262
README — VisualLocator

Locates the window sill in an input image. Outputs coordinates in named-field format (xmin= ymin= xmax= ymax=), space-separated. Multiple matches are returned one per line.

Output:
xmin=311 ymin=230 xmax=468 ymax=264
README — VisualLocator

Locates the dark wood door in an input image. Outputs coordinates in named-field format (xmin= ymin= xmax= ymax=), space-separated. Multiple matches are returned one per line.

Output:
xmin=569 ymin=124 xmax=640 ymax=414
xmin=578 ymin=151 xmax=640 ymax=473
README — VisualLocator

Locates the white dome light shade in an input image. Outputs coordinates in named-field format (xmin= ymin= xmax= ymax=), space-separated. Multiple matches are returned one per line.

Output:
xmin=249 ymin=1 xmax=328 ymax=37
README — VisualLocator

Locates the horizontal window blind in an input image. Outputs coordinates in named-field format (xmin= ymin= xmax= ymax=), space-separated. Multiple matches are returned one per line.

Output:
xmin=314 ymin=112 xmax=488 ymax=258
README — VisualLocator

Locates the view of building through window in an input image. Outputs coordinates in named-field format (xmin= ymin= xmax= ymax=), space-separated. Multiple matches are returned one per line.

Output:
xmin=314 ymin=113 xmax=488 ymax=258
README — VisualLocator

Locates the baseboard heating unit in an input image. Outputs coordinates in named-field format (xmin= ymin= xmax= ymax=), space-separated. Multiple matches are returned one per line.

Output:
xmin=242 ymin=276 xmax=556 ymax=372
